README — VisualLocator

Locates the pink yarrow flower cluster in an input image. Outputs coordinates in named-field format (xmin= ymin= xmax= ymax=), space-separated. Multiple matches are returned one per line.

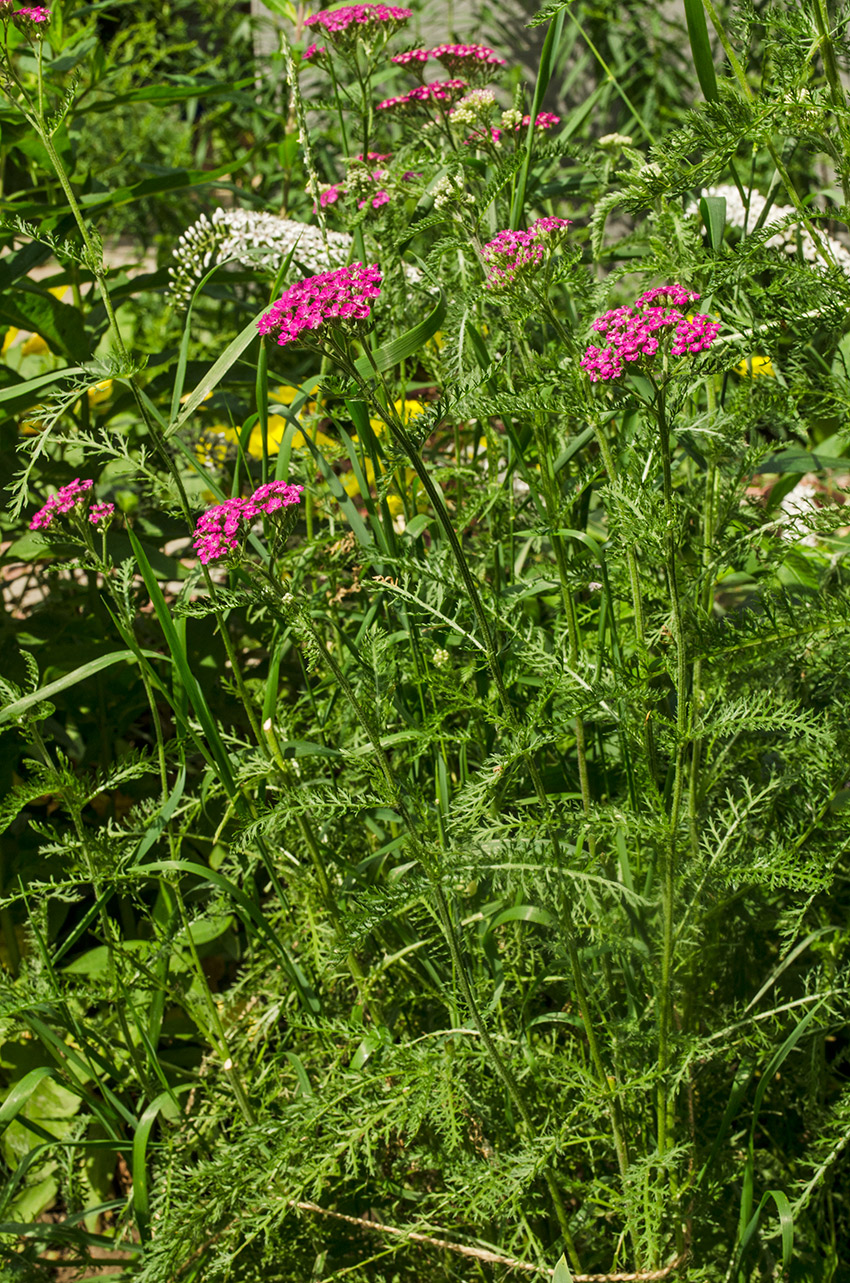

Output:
xmin=316 ymin=155 xmax=394 ymax=213
xmin=524 ymin=111 xmax=559 ymax=130
xmin=463 ymin=111 xmax=560 ymax=146
xmin=11 ymin=5 xmax=50 ymax=27
xmin=581 ymin=285 xmax=721 ymax=382
xmin=192 ymin=483 xmax=304 ymax=565
xmin=257 ymin=263 xmax=382 ymax=348
xmin=29 ymin=478 xmax=115 ymax=531
xmin=481 ymin=217 xmax=572 ymax=290
xmin=392 ymin=43 xmax=506 ymax=78
xmin=318 ymin=183 xmax=390 ymax=210
xmin=378 ymin=79 xmax=467 ymax=111
xmin=361 ymin=189 xmax=390 ymax=209
xmin=305 ymin=4 xmax=411 ymax=43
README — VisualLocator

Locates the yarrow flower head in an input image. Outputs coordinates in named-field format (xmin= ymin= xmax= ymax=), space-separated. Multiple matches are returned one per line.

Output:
xmin=360 ymin=189 xmax=390 ymax=209
xmin=701 ymin=184 xmax=850 ymax=275
xmin=481 ymin=216 xmax=572 ymax=289
xmin=192 ymin=482 xmax=304 ymax=565
xmin=303 ymin=42 xmax=325 ymax=60
xmin=89 ymin=501 xmax=116 ymax=527
xmin=449 ymin=88 xmax=496 ymax=128
xmin=390 ymin=47 xmax=429 ymax=66
xmin=29 ymin=478 xmax=115 ymax=532
xmin=305 ymin=4 xmax=411 ymax=50
xmin=11 ymin=5 xmax=50 ymax=30
xmin=258 ymin=263 xmax=382 ymax=349
xmin=580 ymin=285 xmax=721 ymax=383
xmin=432 ymin=173 xmax=475 ymax=209
xmin=526 ymin=110 xmax=559 ymax=130
xmin=463 ymin=109 xmax=560 ymax=146
xmin=377 ymin=79 xmax=467 ymax=111
xmin=391 ymin=43 xmax=506 ymax=82
xmin=429 ymin=43 xmax=506 ymax=78
xmin=167 ymin=209 xmax=355 ymax=307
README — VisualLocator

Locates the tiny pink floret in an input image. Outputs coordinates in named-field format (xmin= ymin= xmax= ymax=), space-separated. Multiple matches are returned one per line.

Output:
xmin=581 ymin=286 xmax=720 ymax=382
xmin=192 ymin=482 xmax=304 ymax=564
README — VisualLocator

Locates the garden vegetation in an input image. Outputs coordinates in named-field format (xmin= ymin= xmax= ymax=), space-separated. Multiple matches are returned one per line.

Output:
xmin=0 ymin=0 xmax=849 ymax=1279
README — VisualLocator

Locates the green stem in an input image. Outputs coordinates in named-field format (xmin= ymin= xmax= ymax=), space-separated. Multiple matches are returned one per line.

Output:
xmin=29 ymin=728 xmax=150 ymax=1094
xmin=172 ymin=883 xmax=257 ymax=1125
xmin=687 ymin=380 xmax=718 ymax=856
xmin=655 ymin=385 xmax=687 ymax=1171
xmin=433 ymin=885 xmax=584 ymax=1272
xmin=530 ymin=415 xmax=592 ymax=816
xmin=590 ymin=412 xmax=660 ymax=787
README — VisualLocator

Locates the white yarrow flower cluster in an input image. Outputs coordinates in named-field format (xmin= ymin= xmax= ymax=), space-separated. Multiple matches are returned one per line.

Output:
xmin=168 ymin=208 xmax=354 ymax=307
xmin=499 ymin=108 xmax=522 ymax=130
xmin=450 ymin=88 xmax=496 ymax=128
xmin=432 ymin=174 xmax=475 ymax=209
xmin=704 ymin=185 xmax=850 ymax=274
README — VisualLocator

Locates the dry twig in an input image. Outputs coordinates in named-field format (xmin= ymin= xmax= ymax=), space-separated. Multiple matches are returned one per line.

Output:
xmin=296 ymin=1201 xmax=687 ymax=1280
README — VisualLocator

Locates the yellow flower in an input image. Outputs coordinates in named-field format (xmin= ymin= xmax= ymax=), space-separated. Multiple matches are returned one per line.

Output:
xmin=341 ymin=455 xmax=419 ymax=512
xmin=736 ymin=354 xmax=774 ymax=378
xmin=274 ymin=382 xmax=320 ymax=407
xmin=368 ymin=398 xmax=425 ymax=437
xmin=2 ymin=327 xmax=18 ymax=356
xmin=21 ymin=333 xmax=49 ymax=357
xmin=18 ymin=290 xmax=72 ymax=357
xmin=197 ymin=412 xmax=335 ymax=466
xmin=88 ymin=380 xmax=113 ymax=405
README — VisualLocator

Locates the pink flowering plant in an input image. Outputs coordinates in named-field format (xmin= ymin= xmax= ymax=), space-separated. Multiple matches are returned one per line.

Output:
xmin=28 ymin=478 xmax=115 ymax=535
xmin=391 ymin=42 xmax=507 ymax=84
xmin=581 ymin=285 xmax=721 ymax=384
xmin=257 ymin=262 xmax=382 ymax=353
xmin=192 ymin=482 xmax=304 ymax=565
xmin=4 ymin=0 xmax=850 ymax=1280
xmin=481 ymin=216 xmax=574 ymax=292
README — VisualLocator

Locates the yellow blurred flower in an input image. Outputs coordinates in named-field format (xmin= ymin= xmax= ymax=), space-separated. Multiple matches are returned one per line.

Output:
xmin=736 ymin=354 xmax=774 ymax=378
xmin=5 ymin=289 xmax=73 ymax=359
xmin=196 ymin=384 xmax=326 ymax=465
xmin=343 ymin=400 xmax=428 ymax=514
xmin=88 ymin=380 xmax=113 ymax=405
xmin=341 ymin=451 xmax=419 ymax=514
xmin=21 ymin=333 xmax=50 ymax=357
xmin=368 ymin=398 xmax=425 ymax=437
